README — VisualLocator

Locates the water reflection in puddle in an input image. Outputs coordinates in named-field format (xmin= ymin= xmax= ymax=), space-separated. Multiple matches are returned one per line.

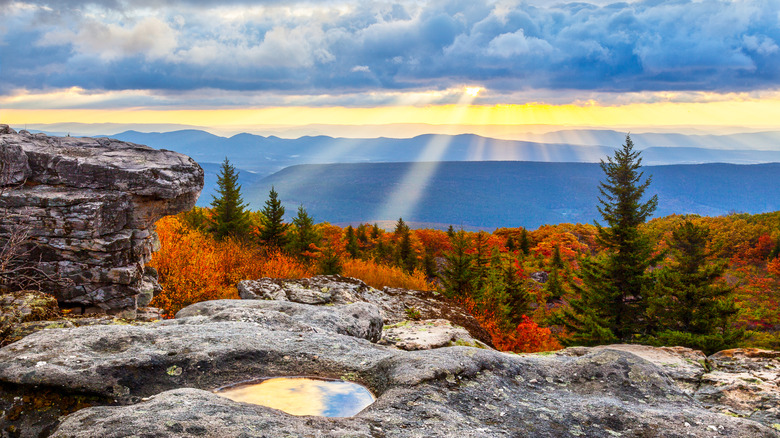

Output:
xmin=214 ymin=377 xmax=375 ymax=417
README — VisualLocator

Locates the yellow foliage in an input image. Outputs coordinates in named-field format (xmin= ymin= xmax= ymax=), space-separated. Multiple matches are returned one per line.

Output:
xmin=342 ymin=258 xmax=432 ymax=291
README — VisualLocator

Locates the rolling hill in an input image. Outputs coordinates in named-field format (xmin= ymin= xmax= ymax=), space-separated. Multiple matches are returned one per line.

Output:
xmin=243 ymin=161 xmax=780 ymax=230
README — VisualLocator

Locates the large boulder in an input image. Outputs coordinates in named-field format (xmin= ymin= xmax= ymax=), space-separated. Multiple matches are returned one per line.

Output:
xmin=1 ymin=298 xmax=778 ymax=437
xmin=0 ymin=126 xmax=203 ymax=311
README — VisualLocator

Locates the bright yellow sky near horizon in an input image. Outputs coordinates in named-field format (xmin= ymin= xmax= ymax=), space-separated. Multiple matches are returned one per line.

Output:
xmin=3 ymin=99 xmax=780 ymax=132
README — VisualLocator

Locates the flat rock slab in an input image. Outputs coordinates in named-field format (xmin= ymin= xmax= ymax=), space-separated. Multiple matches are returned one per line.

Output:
xmin=563 ymin=344 xmax=708 ymax=395
xmin=697 ymin=348 xmax=780 ymax=426
xmin=1 ymin=299 xmax=778 ymax=437
xmin=381 ymin=319 xmax=490 ymax=350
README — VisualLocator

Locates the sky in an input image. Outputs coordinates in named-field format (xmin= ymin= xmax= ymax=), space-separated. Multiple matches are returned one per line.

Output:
xmin=2 ymin=0 xmax=780 ymax=135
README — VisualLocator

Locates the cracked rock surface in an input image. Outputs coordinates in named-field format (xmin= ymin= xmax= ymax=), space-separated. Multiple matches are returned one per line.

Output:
xmin=0 ymin=126 xmax=203 ymax=311
xmin=1 ymin=295 xmax=778 ymax=437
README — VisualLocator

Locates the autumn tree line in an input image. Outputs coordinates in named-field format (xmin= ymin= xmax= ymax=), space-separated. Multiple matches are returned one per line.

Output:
xmin=150 ymin=139 xmax=780 ymax=354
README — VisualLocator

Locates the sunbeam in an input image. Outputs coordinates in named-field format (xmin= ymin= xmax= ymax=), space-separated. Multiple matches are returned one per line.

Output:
xmin=373 ymin=87 xmax=481 ymax=223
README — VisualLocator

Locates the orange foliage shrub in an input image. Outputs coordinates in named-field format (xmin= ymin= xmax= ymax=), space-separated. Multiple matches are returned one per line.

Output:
xmin=342 ymin=258 xmax=432 ymax=291
xmin=454 ymin=296 xmax=562 ymax=353
xmin=149 ymin=216 xmax=314 ymax=317
xmin=768 ymin=258 xmax=780 ymax=277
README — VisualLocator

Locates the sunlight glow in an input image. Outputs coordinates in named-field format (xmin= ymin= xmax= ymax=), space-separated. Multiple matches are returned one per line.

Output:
xmin=5 ymin=98 xmax=780 ymax=133
xmin=465 ymin=87 xmax=482 ymax=97
xmin=374 ymin=90 xmax=479 ymax=222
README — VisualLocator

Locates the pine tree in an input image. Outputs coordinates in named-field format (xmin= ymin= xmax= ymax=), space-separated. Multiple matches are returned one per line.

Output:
xmin=519 ymin=228 xmax=531 ymax=255
xmin=646 ymin=220 xmax=742 ymax=353
xmin=550 ymin=245 xmax=564 ymax=269
xmin=318 ymin=244 xmax=343 ymax=275
xmin=506 ymin=236 xmax=517 ymax=253
xmin=394 ymin=218 xmax=415 ymax=272
xmin=258 ymin=186 xmax=288 ymax=249
xmin=209 ymin=157 xmax=251 ymax=240
xmin=544 ymin=266 xmax=565 ymax=302
xmin=441 ymin=230 xmax=473 ymax=299
xmin=501 ymin=251 xmax=532 ymax=327
xmin=471 ymin=231 xmax=491 ymax=293
xmin=446 ymin=225 xmax=455 ymax=239
xmin=287 ymin=205 xmax=319 ymax=258
xmin=345 ymin=226 xmax=359 ymax=258
xmin=557 ymin=134 xmax=659 ymax=345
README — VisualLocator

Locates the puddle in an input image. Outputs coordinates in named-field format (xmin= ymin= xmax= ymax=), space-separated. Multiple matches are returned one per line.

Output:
xmin=214 ymin=377 xmax=375 ymax=417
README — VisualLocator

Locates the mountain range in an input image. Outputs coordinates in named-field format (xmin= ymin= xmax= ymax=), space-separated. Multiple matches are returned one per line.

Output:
xmin=246 ymin=161 xmax=780 ymax=230
xmin=19 ymin=126 xmax=780 ymax=229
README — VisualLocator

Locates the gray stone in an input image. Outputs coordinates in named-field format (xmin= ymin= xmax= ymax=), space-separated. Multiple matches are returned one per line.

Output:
xmin=238 ymin=276 xmax=494 ymax=347
xmin=0 ymin=127 xmax=203 ymax=311
xmin=1 ymin=299 xmax=778 ymax=437
xmin=695 ymin=348 xmax=780 ymax=426
xmin=174 ymin=299 xmax=383 ymax=342
xmin=381 ymin=319 xmax=491 ymax=350
xmin=562 ymin=344 xmax=708 ymax=395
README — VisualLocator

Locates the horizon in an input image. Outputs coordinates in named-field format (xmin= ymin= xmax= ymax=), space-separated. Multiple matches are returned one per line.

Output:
xmin=2 ymin=0 xmax=780 ymax=139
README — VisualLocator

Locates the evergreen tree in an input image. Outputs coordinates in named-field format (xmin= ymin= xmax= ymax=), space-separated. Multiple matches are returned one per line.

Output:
xmin=501 ymin=251 xmax=532 ymax=327
xmin=356 ymin=225 xmax=369 ymax=245
xmin=551 ymin=245 xmax=564 ymax=269
xmin=258 ymin=186 xmax=288 ymax=249
xmin=422 ymin=249 xmax=438 ymax=279
xmin=394 ymin=218 xmax=415 ymax=272
xmin=557 ymin=134 xmax=659 ymax=345
xmin=318 ymin=244 xmax=343 ymax=275
xmin=209 ymin=158 xmax=251 ymax=240
xmin=471 ymin=231 xmax=491 ymax=293
xmin=646 ymin=220 xmax=742 ymax=353
xmin=544 ymin=267 xmax=565 ymax=302
xmin=441 ymin=230 xmax=473 ymax=298
xmin=519 ymin=229 xmax=531 ymax=255
xmin=506 ymin=236 xmax=517 ymax=253
xmin=446 ymin=225 xmax=456 ymax=239
xmin=345 ymin=226 xmax=359 ymax=258
xmin=287 ymin=205 xmax=319 ymax=258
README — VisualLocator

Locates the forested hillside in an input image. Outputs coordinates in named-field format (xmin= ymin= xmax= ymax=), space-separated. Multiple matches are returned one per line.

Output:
xmin=249 ymin=161 xmax=780 ymax=229
xmin=149 ymin=138 xmax=780 ymax=354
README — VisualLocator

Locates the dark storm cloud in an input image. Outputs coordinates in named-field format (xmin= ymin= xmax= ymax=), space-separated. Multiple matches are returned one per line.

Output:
xmin=3 ymin=0 xmax=779 ymax=100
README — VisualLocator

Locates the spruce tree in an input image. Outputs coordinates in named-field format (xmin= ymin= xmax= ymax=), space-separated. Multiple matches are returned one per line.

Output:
xmin=394 ymin=218 xmax=415 ymax=272
xmin=519 ymin=229 xmax=531 ymax=255
xmin=287 ymin=205 xmax=319 ymax=258
xmin=558 ymin=134 xmax=659 ymax=345
xmin=209 ymin=158 xmax=251 ymax=240
xmin=345 ymin=226 xmax=359 ymax=258
xmin=471 ymin=231 xmax=491 ymax=293
xmin=258 ymin=186 xmax=288 ymax=249
xmin=502 ymin=251 xmax=532 ymax=327
xmin=647 ymin=220 xmax=742 ymax=353
xmin=441 ymin=229 xmax=473 ymax=298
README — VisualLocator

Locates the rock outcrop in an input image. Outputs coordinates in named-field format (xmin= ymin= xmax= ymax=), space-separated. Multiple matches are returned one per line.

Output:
xmin=1 ymin=296 xmax=779 ymax=437
xmin=0 ymin=126 xmax=203 ymax=311
xmin=237 ymin=275 xmax=494 ymax=347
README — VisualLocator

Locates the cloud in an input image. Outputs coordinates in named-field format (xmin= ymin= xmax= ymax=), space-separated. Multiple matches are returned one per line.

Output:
xmin=2 ymin=0 xmax=780 ymax=104
xmin=38 ymin=17 xmax=178 ymax=61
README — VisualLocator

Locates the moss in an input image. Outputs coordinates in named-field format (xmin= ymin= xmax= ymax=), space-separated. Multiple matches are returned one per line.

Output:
xmin=340 ymin=372 xmax=358 ymax=382
xmin=1 ymin=382 xmax=111 ymax=436
xmin=166 ymin=365 xmax=183 ymax=376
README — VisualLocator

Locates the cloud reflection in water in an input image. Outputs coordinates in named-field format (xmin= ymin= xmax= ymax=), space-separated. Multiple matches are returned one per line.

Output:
xmin=215 ymin=377 xmax=375 ymax=417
